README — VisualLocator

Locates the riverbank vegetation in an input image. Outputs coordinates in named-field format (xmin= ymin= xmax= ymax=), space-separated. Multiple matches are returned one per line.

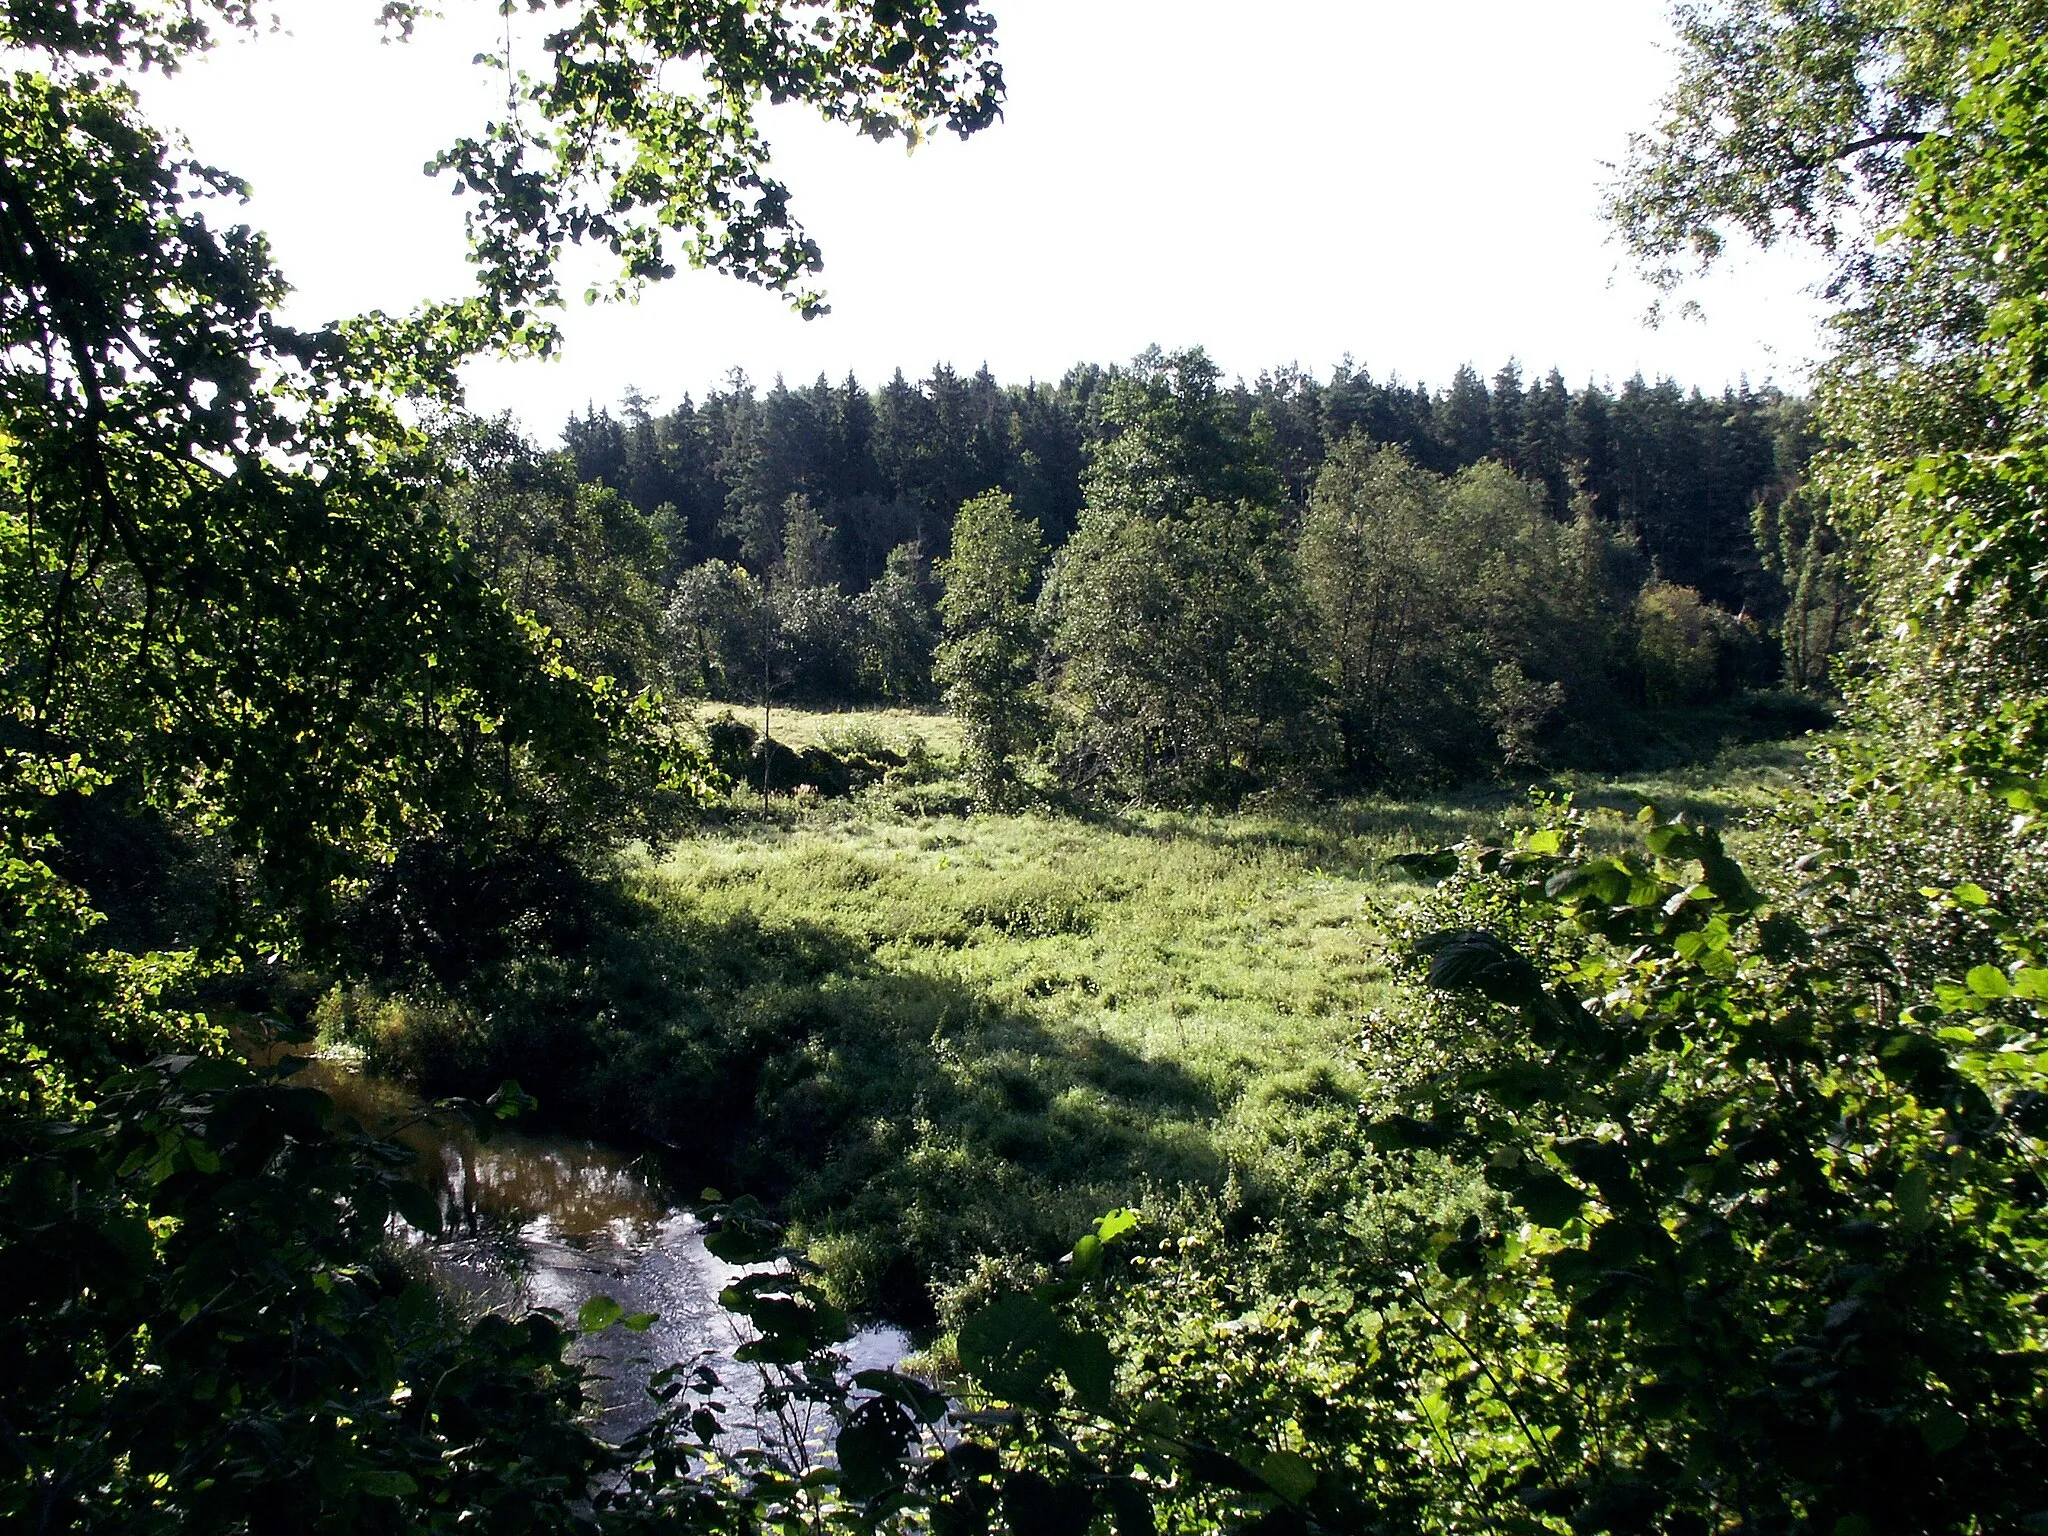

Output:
xmin=6 ymin=2 xmax=2048 ymax=1534
xmin=323 ymin=730 xmax=1808 ymax=1322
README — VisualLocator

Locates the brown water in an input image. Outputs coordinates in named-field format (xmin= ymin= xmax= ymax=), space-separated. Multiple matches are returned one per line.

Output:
xmin=301 ymin=1060 xmax=910 ymax=1441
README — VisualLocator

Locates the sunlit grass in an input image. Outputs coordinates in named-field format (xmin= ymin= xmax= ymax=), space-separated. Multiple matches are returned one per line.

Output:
xmin=689 ymin=699 xmax=966 ymax=759
xmin=347 ymin=714 xmax=1824 ymax=1322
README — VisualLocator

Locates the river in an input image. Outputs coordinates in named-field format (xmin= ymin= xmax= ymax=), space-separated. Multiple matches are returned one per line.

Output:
xmin=300 ymin=1059 xmax=912 ymax=1443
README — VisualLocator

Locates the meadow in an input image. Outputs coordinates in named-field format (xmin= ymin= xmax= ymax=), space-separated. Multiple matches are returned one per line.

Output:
xmin=333 ymin=706 xmax=1817 ymax=1324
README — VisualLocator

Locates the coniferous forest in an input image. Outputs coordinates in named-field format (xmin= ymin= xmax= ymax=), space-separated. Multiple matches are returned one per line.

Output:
xmin=522 ymin=357 xmax=1824 ymax=793
xmin=5 ymin=4 xmax=2048 ymax=1536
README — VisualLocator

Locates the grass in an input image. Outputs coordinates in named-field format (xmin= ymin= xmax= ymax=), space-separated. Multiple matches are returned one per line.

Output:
xmin=689 ymin=699 xmax=967 ymax=760
xmin=337 ymin=705 xmax=1825 ymax=1324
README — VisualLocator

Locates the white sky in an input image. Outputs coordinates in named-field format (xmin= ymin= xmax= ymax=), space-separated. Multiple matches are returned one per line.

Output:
xmin=142 ymin=0 xmax=1833 ymax=438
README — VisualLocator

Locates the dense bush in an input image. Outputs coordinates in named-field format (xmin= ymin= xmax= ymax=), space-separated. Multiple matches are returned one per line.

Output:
xmin=1043 ymin=354 xmax=1323 ymax=806
xmin=1302 ymin=444 xmax=1645 ymax=783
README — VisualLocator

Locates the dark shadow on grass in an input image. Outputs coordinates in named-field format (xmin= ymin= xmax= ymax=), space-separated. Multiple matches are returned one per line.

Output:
xmin=366 ymin=888 xmax=1223 ymax=1324
xmin=1053 ymin=788 xmax=1518 ymax=882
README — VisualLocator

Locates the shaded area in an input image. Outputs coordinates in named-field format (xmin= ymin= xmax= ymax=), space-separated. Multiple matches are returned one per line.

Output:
xmin=302 ymin=1060 xmax=911 ymax=1441
xmin=333 ymin=892 xmax=1223 ymax=1324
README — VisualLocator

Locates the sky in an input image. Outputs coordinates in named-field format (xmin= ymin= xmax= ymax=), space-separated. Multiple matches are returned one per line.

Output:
xmin=142 ymin=1 xmax=1834 ymax=438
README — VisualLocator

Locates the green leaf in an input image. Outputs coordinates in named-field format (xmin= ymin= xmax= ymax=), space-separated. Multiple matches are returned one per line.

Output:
xmin=1102 ymin=1479 xmax=1157 ymax=1536
xmin=1095 ymin=1208 xmax=1141 ymax=1244
xmin=702 ymin=1196 xmax=784 ymax=1264
xmin=957 ymin=1294 xmax=1065 ymax=1403
xmin=836 ymin=1398 xmax=915 ymax=1501
xmin=178 ymin=1057 xmax=253 ymax=1093
xmin=1000 ymin=1471 xmax=1094 ymax=1536
xmin=1069 ymin=1233 xmax=1105 ymax=1278
xmin=1058 ymin=1328 xmax=1116 ymax=1413
xmin=357 ymin=1470 xmax=419 ymax=1498
xmin=735 ymin=1332 xmax=815 ymax=1365
xmin=1897 ymin=1167 xmax=1934 ymax=1232
xmin=1509 ymin=1171 xmax=1586 ymax=1228
xmin=99 ymin=1214 xmax=155 ymax=1274
xmin=853 ymin=1368 xmax=949 ymax=1425
xmin=387 ymin=1180 xmax=443 ymax=1237
xmin=578 ymin=1294 xmax=627 ymax=1333
xmin=1257 ymin=1449 xmax=1317 ymax=1504
xmin=1967 ymin=964 xmax=2012 ymax=998
xmin=1547 ymin=859 xmax=1632 ymax=905
xmin=1388 ymin=848 xmax=1458 ymax=880
xmin=1134 ymin=1399 xmax=1181 ymax=1439
xmin=486 ymin=1079 xmax=536 ymax=1120
xmin=621 ymin=1311 xmax=658 ymax=1332
xmin=1920 ymin=1404 xmax=1967 ymax=1455
xmin=1646 ymin=822 xmax=1702 ymax=860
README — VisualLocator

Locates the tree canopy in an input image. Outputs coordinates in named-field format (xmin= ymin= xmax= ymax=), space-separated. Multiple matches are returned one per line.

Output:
xmin=0 ymin=3 xmax=1006 ymax=1528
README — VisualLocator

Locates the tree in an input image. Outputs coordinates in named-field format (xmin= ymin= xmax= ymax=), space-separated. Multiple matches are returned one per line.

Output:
xmin=1433 ymin=362 xmax=1494 ymax=469
xmin=1302 ymin=444 xmax=1637 ymax=783
xmin=0 ymin=2 xmax=1007 ymax=1527
xmin=1606 ymin=0 xmax=1988 ymax=295
xmin=438 ymin=413 xmax=674 ymax=695
xmin=1040 ymin=349 xmax=1315 ymax=804
xmin=1754 ymin=484 xmax=1855 ymax=691
xmin=1045 ymin=496 xmax=1320 ymax=806
xmin=779 ymin=493 xmax=841 ymax=590
xmin=935 ymin=492 xmax=1046 ymax=804
xmin=1079 ymin=347 xmax=1282 ymax=525
xmin=665 ymin=559 xmax=763 ymax=696
xmin=1300 ymin=442 xmax=1476 ymax=781
xmin=856 ymin=541 xmax=938 ymax=702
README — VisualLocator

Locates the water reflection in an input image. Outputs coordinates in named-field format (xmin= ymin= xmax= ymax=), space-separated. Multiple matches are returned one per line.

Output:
xmin=300 ymin=1060 xmax=909 ymax=1441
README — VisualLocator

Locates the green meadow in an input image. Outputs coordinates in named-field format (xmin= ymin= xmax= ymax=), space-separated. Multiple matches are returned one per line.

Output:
xmin=334 ymin=708 xmax=1813 ymax=1322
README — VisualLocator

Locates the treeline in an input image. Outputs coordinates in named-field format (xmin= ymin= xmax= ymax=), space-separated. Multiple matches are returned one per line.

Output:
xmin=516 ymin=348 xmax=1833 ymax=799
xmin=566 ymin=353 xmax=1810 ymax=619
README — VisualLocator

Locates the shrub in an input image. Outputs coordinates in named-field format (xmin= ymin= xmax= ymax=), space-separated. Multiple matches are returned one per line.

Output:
xmin=703 ymin=710 xmax=760 ymax=782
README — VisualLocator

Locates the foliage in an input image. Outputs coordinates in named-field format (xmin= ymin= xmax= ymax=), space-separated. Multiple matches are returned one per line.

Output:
xmin=0 ymin=3 xmax=1009 ymax=1532
xmin=1349 ymin=803 xmax=2046 ymax=1533
xmin=855 ymin=542 xmax=938 ymax=704
xmin=1042 ymin=352 xmax=1320 ymax=805
xmin=936 ymin=491 xmax=1047 ymax=805
xmin=330 ymin=780 xmax=1533 ymax=1318
xmin=2 ymin=997 xmax=617 ymax=1532
xmin=1302 ymin=445 xmax=1647 ymax=784
xmin=666 ymin=560 xmax=767 ymax=697
xmin=1047 ymin=493 xmax=1323 ymax=806
xmin=1633 ymin=579 xmax=1775 ymax=705
xmin=772 ymin=579 xmax=863 ymax=703
xmin=1607 ymin=0 xmax=1990 ymax=287
xmin=1011 ymin=12 xmax=2048 ymax=1533
xmin=573 ymin=358 xmax=1815 ymax=636
xmin=434 ymin=0 xmax=1002 ymax=332
xmin=786 ymin=26 xmax=2048 ymax=1534
xmin=1077 ymin=346 xmax=1284 ymax=525
xmin=866 ymin=794 xmax=2046 ymax=1536
xmin=1753 ymin=486 xmax=1856 ymax=692
xmin=436 ymin=413 xmax=675 ymax=696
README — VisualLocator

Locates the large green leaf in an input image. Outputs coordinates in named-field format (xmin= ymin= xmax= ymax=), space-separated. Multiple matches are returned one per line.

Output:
xmin=957 ymin=1294 xmax=1066 ymax=1404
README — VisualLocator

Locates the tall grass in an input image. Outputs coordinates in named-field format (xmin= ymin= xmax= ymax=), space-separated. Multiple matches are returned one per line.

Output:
xmin=331 ymin=710 xmax=1815 ymax=1322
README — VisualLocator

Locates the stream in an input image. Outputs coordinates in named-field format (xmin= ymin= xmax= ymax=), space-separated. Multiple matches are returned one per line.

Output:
xmin=300 ymin=1060 xmax=911 ymax=1442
